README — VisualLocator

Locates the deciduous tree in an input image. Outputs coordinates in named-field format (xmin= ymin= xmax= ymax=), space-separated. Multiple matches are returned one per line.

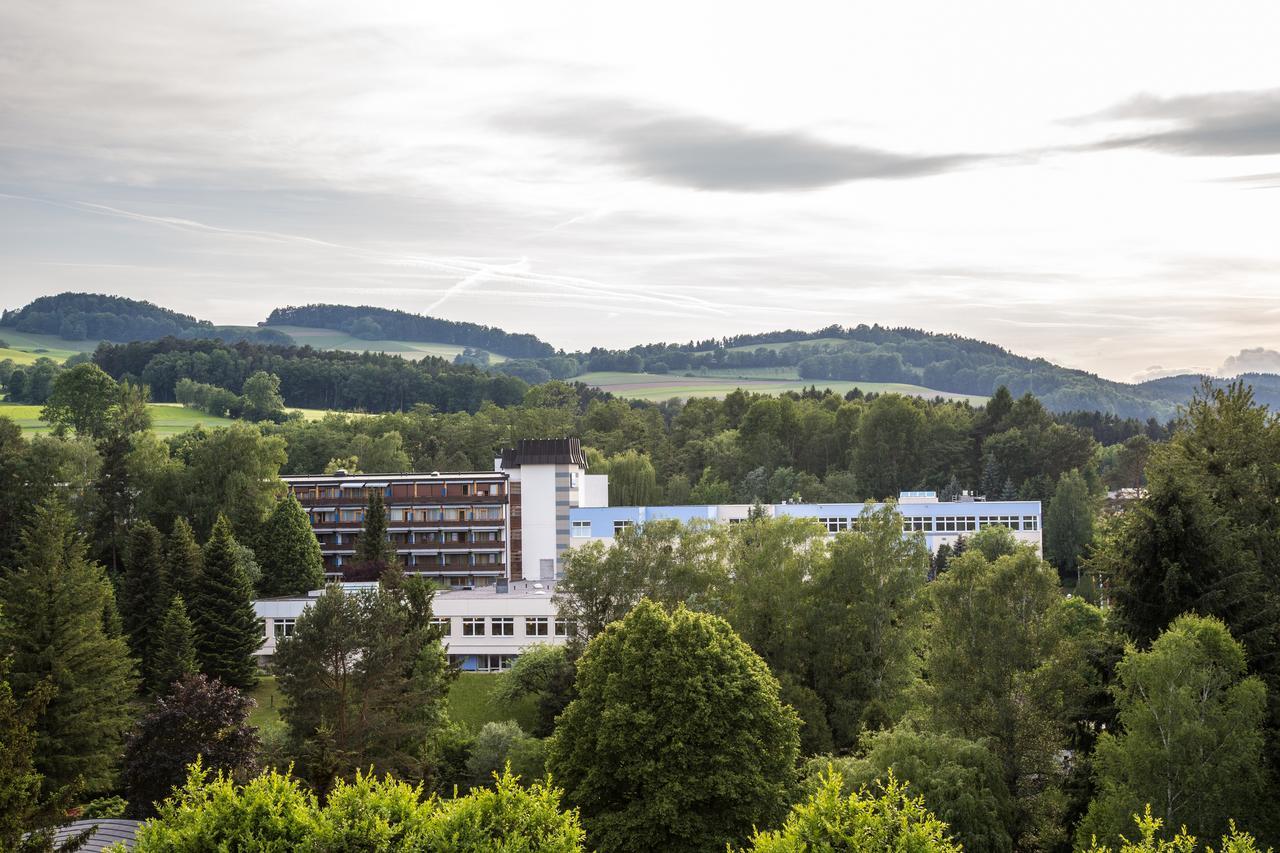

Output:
xmin=548 ymin=600 xmax=799 ymax=853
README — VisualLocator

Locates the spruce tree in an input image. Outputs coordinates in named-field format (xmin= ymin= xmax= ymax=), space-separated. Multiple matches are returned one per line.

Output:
xmin=257 ymin=495 xmax=324 ymax=596
xmin=165 ymin=517 xmax=203 ymax=604
xmin=148 ymin=596 xmax=199 ymax=695
xmin=0 ymin=662 xmax=83 ymax=853
xmin=0 ymin=499 xmax=137 ymax=795
xmin=355 ymin=490 xmax=395 ymax=567
xmin=191 ymin=515 xmax=261 ymax=690
xmin=120 ymin=520 xmax=169 ymax=683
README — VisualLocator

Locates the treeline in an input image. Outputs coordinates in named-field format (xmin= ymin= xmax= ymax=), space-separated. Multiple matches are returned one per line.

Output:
xmin=265 ymin=303 xmax=557 ymax=358
xmin=92 ymin=337 xmax=528 ymax=413
xmin=0 ymin=291 xmax=291 ymax=344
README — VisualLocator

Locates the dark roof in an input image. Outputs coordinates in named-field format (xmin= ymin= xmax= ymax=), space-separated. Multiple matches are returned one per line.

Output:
xmin=52 ymin=819 xmax=142 ymax=851
xmin=499 ymin=437 xmax=586 ymax=468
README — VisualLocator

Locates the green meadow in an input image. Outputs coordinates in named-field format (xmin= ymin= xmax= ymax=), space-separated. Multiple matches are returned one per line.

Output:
xmin=577 ymin=371 xmax=984 ymax=404
xmin=265 ymin=325 xmax=506 ymax=364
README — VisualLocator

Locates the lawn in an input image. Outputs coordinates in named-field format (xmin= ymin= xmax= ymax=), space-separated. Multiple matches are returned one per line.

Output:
xmin=578 ymin=371 xmax=984 ymax=404
xmin=0 ymin=328 xmax=98 ymax=364
xmin=447 ymin=672 xmax=540 ymax=733
xmin=246 ymin=672 xmax=540 ymax=735
xmin=1 ymin=401 xmax=231 ymax=435
xmin=266 ymin=325 xmax=506 ymax=364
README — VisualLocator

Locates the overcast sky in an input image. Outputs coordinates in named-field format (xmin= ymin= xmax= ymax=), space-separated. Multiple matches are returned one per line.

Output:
xmin=2 ymin=1 xmax=1279 ymax=382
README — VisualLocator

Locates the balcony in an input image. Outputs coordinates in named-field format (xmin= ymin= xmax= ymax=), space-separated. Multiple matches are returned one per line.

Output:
xmin=294 ymin=493 xmax=506 ymax=507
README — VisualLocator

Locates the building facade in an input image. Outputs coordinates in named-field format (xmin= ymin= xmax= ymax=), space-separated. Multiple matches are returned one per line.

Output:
xmin=281 ymin=438 xmax=607 ymax=587
xmin=568 ymin=491 xmax=1042 ymax=554
xmin=255 ymin=581 xmax=567 ymax=671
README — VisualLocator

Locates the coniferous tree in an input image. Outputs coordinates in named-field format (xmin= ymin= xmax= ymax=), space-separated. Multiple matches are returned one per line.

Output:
xmin=257 ymin=495 xmax=324 ymax=597
xmin=164 ymin=517 xmax=203 ymax=604
xmin=191 ymin=515 xmax=261 ymax=690
xmin=120 ymin=520 xmax=169 ymax=682
xmin=0 ymin=500 xmax=137 ymax=795
xmin=354 ymin=490 xmax=395 ymax=567
xmin=0 ymin=662 xmax=85 ymax=853
xmin=148 ymin=596 xmax=200 ymax=695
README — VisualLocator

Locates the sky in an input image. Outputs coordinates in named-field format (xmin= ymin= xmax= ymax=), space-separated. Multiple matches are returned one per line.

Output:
xmin=2 ymin=1 xmax=1279 ymax=382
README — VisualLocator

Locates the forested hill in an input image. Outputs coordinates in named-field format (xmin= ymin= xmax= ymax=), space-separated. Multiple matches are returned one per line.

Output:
xmin=263 ymin=304 xmax=556 ymax=359
xmin=515 ymin=324 xmax=1280 ymax=421
xmin=0 ymin=292 xmax=290 ymax=345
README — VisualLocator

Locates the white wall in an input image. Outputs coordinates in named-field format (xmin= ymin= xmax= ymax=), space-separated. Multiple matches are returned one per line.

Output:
xmin=581 ymin=474 xmax=609 ymax=507
xmin=519 ymin=464 xmax=558 ymax=579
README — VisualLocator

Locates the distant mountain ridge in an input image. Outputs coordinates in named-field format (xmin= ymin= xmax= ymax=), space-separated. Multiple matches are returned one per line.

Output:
xmin=3 ymin=292 xmax=1276 ymax=420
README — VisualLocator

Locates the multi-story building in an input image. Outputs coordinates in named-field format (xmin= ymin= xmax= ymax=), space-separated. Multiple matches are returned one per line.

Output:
xmin=255 ymin=580 xmax=568 ymax=672
xmin=568 ymin=491 xmax=1042 ymax=554
xmin=281 ymin=438 xmax=607 ymax=587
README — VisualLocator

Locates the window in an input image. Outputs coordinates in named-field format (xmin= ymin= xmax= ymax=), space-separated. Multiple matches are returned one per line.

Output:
xmin=474 ymin=506 xmax=502 ymax=520
xmin=525 ymin=617 xmax=549 ymax=636
xmin=817 ymin=517 xmax=848 ymax=534
xmin=572 ymin=520 xmax=591 ymax=538
xmin=554 ymin=619 xmax=577 ymax=637
xmin=477 ymin=654 xmax=516 ymax=673
xmin=1023 ymin=516 xmax=1039 ymax=531
xmin=902 ymin=517 xmax=933 ymax=533
xmin=273 ymin=618 xmax=296 ymax=638
xmin=339 ymin=509 xmax=362 ymax=523
xmin=475 ymin=553 xmax=502 ymax=565
xmin=462 ymin=617 xmax=485 ymax=636
xmin=492 ymin=617 xmax=514 ymax=636
xmin=432 ymin=617 xmax=451 ymax=636
xmin=613 ymin=520 xmax=634 ymax=536
xmin=570 ymin=472 xmax=579 ymax=488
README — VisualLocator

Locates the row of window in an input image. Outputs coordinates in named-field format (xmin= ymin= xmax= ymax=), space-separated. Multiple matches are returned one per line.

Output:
xmin=327 ymin=553 xmax=503 ymax=567
xmin=449 ymin=653 xmax=518 ymax=673
xmin=294 ymin=482 xmax=506 ymax=500
xmin=311 ymin=507 xmax=504 ymax=524
xmin=434 ymin=616 xmax=575 ymax=637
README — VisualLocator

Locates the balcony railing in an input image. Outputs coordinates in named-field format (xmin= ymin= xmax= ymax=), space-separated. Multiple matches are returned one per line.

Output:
xmin=294 ymin=494 xmax=506 ymax=506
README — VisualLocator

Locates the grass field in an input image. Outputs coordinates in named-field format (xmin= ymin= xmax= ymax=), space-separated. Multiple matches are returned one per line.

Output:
xmin=724 ymin=337 xmax=851 ymax=353
xmin=266 ymin=325 xmax=506 ymax=364
xmin=248 ymin=676 xmax=285 ymax=735
xmin=0 ymin=401 xmax=239 ymax=435
xmin=578 ymin=371 xmax=984 ymax=404
xmin=0 ymin=329 xmax=100 ymax=364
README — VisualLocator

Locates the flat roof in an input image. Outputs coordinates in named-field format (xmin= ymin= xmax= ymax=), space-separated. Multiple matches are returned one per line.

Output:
xmin=256 ymin=580 xmax=557 ymax=605
xmin=283 ymin=471 xmax=507 ymax=484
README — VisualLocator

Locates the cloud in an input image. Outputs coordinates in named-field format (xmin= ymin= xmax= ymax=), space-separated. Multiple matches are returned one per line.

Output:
xmin=501 ymin=100 xmax=991 ymax=192
xmin=1072 ymin=88 xmax=1280 ymax=157
xmin=1219 ymin=347 xmax=1280 ymax=377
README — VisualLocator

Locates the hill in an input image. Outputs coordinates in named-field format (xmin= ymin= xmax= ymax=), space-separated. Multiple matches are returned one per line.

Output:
xmin=0 ymin=292 xmax=291 ymax=345
xmin=266 ymin=325 xmax=506 ymax=364
xmin=263 ymin=304 xmax=555 ymax=359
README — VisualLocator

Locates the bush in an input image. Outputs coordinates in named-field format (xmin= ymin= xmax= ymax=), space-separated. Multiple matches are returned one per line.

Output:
xmin=741 ymin=769 xmax=961 ymax=853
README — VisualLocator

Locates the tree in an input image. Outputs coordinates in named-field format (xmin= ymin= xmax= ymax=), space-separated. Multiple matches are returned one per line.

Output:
xmin=0 ymin=662 xmax=84 ymax=853
xmin=807 ymin=504 xmax=929 ymax=746
xmin=172 ymin=423 xmax=287 ymax=541
xmin=274 ymin=576 xmax=454 ymax=791
xmin=1045 ymin=469 xmax=1095 ymax=586
xmin=239 ymin=370 xmax=285 ymax=422
xmin=1078 ymin=615 xmax=1269 ymax=847
xmin=190 ymin=515 xmax=261 ymax=690
xmin=1087 ymin=383 xmax=1280 ymax=756
xmin=809 ymin=726 xmax=1016 ymax=853
xmin=90 ymin=380 xmax=153 ymax=574
xmin=740 ymin=769 xmax=961 ymax=853
xmin=123 ymin=673 xmax=261 ymax=818
xmin=39 ymin=362 xmax=118 ymax=439
xmin=1083 ymin=807 xmax=1268 ymax=853
xmin=147 ymin=596 xmax=199 ymax=695
xmin=0 ymin=500 xmax=137 ymax=795
xmin=354 ymin=490 xmax=395 ymax=567
xmin=164 ymin=518 xmax=203 ymax=605
xmin=256 ymin=494 xmax=324 ymax=596
xmin=926 ymin=546 xmax=1072 ymax=850
xmin=420 ymin=768 xmax=586 ymax=851
xmin=603 ymin=450 xmax=661 ymax=506
xmin=464 ymin=721 xmax=546 ymax=788
xmin=119 ymin=520 xmax=169 ymax=685
xmin=853 ymin=394 xmax=927 ymax=499
xmin=548 ymin=600 xmax=800 ymax=853
xmin=127 ymin=763 xmax=316 ymax=851
xmin=493 ymin=643 xmax=576 ymax=737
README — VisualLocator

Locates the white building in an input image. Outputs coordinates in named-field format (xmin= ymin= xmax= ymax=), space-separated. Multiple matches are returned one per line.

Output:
xmin=568 ymin=491 xmax=1042 ymax=554
xmin=255 ymin=580 xmax=567 ymax=672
